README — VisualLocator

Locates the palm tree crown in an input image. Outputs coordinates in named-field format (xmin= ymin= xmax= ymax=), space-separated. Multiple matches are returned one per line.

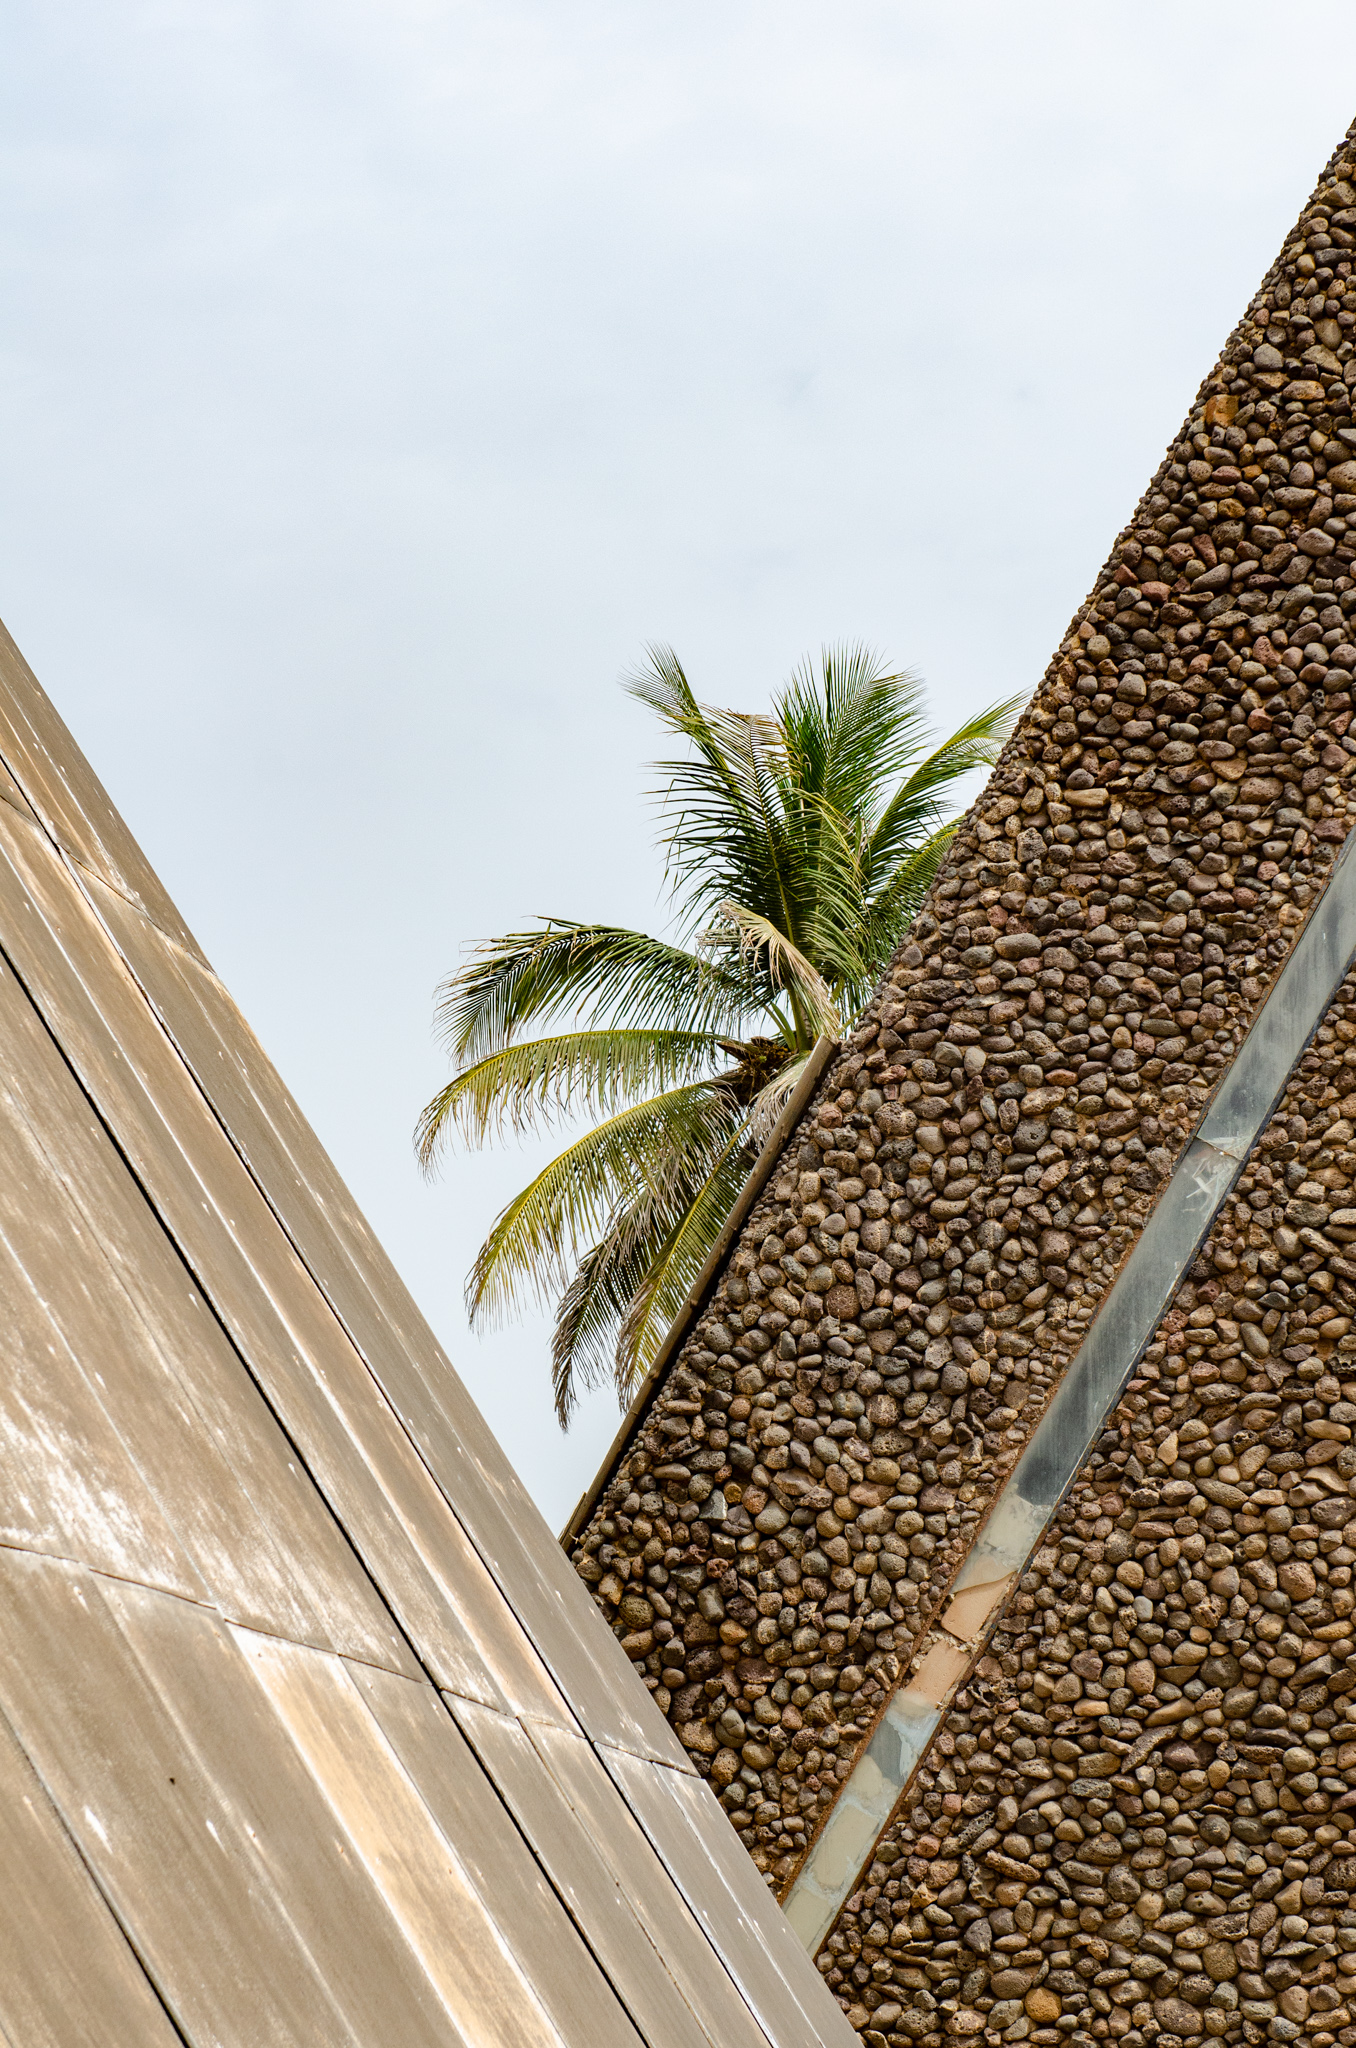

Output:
xmin=418 ymin=646 xmax=1019 ymax=1426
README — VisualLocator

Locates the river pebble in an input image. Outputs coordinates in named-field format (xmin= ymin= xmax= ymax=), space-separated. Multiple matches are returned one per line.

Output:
xmin=567 ymin=124 xmax=1356 ymax=2037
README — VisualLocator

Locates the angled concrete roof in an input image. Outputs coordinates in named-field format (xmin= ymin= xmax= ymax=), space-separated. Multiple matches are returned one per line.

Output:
xmin=0 ymin=615 xmax=854 ymax=2046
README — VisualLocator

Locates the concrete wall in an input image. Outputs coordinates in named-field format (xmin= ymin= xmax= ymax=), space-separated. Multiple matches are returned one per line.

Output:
xmin=567 ymin=112 xmax=1356 ymax=2048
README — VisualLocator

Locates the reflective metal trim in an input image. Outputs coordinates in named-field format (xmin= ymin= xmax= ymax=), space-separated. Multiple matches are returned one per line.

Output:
xmin=783 ymin=1688 xmax=942 ymax=1952
xmin=782 ymin=827 xmax=1356 ymax=1953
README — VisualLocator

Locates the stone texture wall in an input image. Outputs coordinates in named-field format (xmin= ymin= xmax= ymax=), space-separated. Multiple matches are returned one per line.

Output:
xmin=824 ymin=972 xmax=1356 ymax=2048
xmin=567 ymin=112 xmax=1356 ymax=2038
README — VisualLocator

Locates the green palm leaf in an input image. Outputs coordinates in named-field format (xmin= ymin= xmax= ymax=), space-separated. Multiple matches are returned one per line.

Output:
xmin=551 ymin=1221 xmax=669 ymax=1426
xmin=550 ymin=1112 xmax=748 ymax=1423
xmin=612 ymin=1133 xmax=752 ymax=1401
xmin=865 ymin=693 xmax=1023 ymax=883
xmin=628 ymin=648 xmax=806 ymax=948
xmin=465 ymin=1081 xmax=741 ymax=1330
xmin=422 ymin=637 xmax=1002 ymax=1426
xmin=436 ymin=922 xmax=751 ymax=1063
xmin=850 ymin=827 xmax=958 ymax=1009
xmin=777 ymin=648 xmax=931 ymax=824
xmin=415 ymin=1027 xmax=718 ymax=1168
xmin=713 ymin=900 xmax=841 ymax=1042
xmin=745 ymin=1043 xmax=819 ymax=1152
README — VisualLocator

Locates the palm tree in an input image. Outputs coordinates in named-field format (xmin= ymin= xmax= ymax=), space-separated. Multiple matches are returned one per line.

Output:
xmin=417 ymin=646 xmax=1019 ymax=1426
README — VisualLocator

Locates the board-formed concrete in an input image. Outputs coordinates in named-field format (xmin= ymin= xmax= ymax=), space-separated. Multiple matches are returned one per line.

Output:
xmin=567 ymin=115 xmax=1356 ymax=2048
xmin=0 ymin=611 xmax=855 ymax=2044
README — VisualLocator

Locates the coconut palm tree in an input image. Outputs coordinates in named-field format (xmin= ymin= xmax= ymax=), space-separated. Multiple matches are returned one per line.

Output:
xmin=417 ymin=646 xmax=1019 ymax=1426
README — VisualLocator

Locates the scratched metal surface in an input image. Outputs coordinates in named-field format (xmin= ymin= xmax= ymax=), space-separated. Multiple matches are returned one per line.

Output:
xmin=0 ymin=801 xmax=566 ymax=1715
xmin=0 ymin=951 xmax=408 ymax=1661
xmin=0 ymin=753 xmax=33 ymax=819
xmin=0 ymin=613 xmax=851 ymax=2044
xmin=601 ymin=1741 xmax=855 ymax=2047
xmin=0 ymin=1553 xmax=371 ymax=2045
xmin=341 ymin=1668 xmax=646 ymax=2048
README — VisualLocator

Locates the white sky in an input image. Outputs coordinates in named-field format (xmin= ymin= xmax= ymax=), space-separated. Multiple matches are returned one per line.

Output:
xmin=3 ymin=3 xmax=1356 ymax=1529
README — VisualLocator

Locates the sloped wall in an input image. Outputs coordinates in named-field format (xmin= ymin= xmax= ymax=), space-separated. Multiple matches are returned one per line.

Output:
xmin=567 ymin=114 xmax=1356 ymax=2048
xmin=0 ymin=632 xmax=854 ymax=2039
xmin=827 ymin=987 xmax=1356 ymax=2048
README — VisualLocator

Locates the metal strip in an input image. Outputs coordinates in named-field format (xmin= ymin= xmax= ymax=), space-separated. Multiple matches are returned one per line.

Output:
xmin=782 ymin=826 xmax=1356 ymax=1953
xmin=559 ymin=1035 xmax=838 ymax=1548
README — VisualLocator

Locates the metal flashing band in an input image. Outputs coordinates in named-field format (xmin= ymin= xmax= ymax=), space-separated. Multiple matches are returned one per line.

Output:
xmin=782 ymin=828 xmax=1356 ymax=1955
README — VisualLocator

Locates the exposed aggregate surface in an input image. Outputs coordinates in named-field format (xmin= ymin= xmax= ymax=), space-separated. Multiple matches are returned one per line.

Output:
xmin=568 ymin=116 xmax=1356 ymax=2048
xmin=826 ymin=966 xmax=1356 ymax=2048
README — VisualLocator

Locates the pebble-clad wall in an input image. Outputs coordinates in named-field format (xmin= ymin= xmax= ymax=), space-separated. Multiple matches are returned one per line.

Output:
xmin=567 ymin=115 xmax=1356 ymax=2039
xmin=826 ymin=973 xmax=1356 ymax=2048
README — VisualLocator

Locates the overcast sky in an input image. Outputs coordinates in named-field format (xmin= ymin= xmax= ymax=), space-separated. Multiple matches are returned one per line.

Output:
xmin=4 ymin=4 xmax=1356 ymax=1530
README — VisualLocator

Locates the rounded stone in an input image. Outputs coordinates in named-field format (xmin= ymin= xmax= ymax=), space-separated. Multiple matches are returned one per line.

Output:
xmin=1156 ymin=1995 xmax=1206 ymax=2038
xmin=569 ymin=251 xmax=1356 ymax=1940
xmin=1025 ymin=1988 xmax=1062 ymax=2023
xmin=1278 ymin=1559 xmax=1316 ymax=1602
xmin=1202 ymin=1944 xmax=1237 ymax=1983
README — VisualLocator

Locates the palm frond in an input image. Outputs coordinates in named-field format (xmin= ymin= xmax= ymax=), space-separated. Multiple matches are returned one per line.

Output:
xmin=776 ymin=646 xmax=931 ymax=826
xmin=771 ymin=790 xmax=878 ymax=997
xmin=865 ymin=693 xmax=1023 ymax=883
xmin=550 ymin=1207 xmax=678 ymax=1426
xmin=745 ymin=1043 xmax=816 ymax=1152
xmin=850 ymin=825 xmax=958 ymax=1010
xmin=613 ymin=1134 xmax=752 ymax=1405
xmin=715 ymin=900 xmax=841 ymax=1041
xmin=415 ymin=1027 xmax=720 ymax=1170
xmin=465 ymin=1081 xmax=744 ymax=1330
xmin=548 ymin=1113 xmax=748 ymax=1424
xmin=434 ymin=921 xmax=751 ymax=1063
xmin=627 ymin=646 xmax=807 ymax=951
